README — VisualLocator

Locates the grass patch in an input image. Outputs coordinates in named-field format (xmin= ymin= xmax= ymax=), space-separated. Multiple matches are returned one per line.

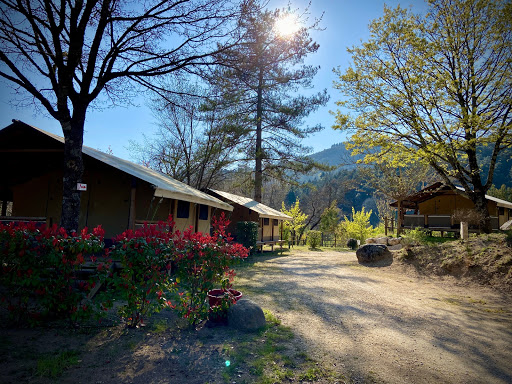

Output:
xmin=36 ymin=350 xmax=80 ymax=378
xmin=220 ymin=309 xmax=342 ymax=384
xmin=151 ymin=318 xmax=170 ymax=334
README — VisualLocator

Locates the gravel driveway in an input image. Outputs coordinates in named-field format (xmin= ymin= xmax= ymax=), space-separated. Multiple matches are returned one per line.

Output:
xmin=236 ymin=249 xmax=512 ymax=384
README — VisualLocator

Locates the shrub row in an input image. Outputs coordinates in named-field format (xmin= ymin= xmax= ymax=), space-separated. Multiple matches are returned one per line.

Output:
xmin=0 ymin=213 xmax=248 ymax=327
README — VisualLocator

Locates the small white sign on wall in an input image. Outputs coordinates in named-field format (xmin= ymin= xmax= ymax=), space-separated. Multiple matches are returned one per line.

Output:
xmin=77 ymin=183 xmax=87 ymax=191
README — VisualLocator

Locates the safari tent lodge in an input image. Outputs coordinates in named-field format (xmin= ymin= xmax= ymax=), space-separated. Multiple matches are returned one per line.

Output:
xmin=0 ymin=120 xmax=233 ymax=239
xmin=391 ymin=182 xmax=512 ymax=233
xmin=207 ymin=189 xmax=292 ymax=250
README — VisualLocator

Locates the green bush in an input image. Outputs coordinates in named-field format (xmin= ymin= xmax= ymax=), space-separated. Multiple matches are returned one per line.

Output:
xmin=236 ymin=221 xmax=258 ymax=253
xmin=346 ymin=238 xmax=358 ymax=250
xmin=402 ymin=227 xmax=428 ymax=248
xmin=307 ymin=230 xmax=322 ymax=249
xmin=506 ymin=230 xmax=512 ymax=248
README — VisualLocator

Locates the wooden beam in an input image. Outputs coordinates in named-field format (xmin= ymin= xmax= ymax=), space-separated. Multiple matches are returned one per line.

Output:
xmin=128 ymin=178 xmax=136 ymax=230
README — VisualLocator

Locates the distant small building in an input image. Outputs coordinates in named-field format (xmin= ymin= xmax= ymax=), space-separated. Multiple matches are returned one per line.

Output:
xmin=391 ymin=182 xmax=512 ymax=232
xmin=0 ymin=120 xmax=233 ymax=238
xmin=208 ymin=189 xmax=291 ymax=248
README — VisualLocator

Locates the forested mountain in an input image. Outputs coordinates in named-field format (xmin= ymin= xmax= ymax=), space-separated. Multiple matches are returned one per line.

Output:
xmin=310 ymin=143 xmax=512 ymax=188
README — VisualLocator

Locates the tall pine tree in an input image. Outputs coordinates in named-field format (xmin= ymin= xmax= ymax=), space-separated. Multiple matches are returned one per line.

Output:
xmin=206 ymin=1 xmax=329 ymax=202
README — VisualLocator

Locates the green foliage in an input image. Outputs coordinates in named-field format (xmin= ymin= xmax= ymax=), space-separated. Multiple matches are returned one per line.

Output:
xmin=319 ymin=200 xmax=340 ymax=235
xmin=236 ymin=221 xmax=259 ymax=253
xmin=333 ymin=0 xmax=512 ymax=231
xmin=488 ymin=184 xmax=512 ymax=202
xmin=506 ymin=231 xmax=512 ymax=248
xmin=281 ymin=200 xmax=308 ymax=245
xmin=108 ymin=220 xmax=176 ymax=328
xmin=401 ymin=228 xmax=428 ymax=248
xmin=207 ymin=1 xmax=329 ymax=197
xmin=36 ymin=350 xmax=79 ymax=378
xmin=340 ymin=207 xmax=375 ymax=243
xmin=1 ymin=214 xmax=248 ymax=328
xmin=172 ymin=214 xmax=249 ymax=326
xmin=306 ymin=230 xmax=322 ymax=249
xmin=346 ymin=238 xmax=358 ymax=250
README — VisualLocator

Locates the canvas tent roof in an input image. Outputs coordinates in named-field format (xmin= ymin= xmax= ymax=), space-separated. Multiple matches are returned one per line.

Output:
xmin=390 ymin=182 xmax=512 ymax=210
xmin=209 ymin=189 xmax=291 ymax=221
xmin=2 ymin=120 xmax=233 ymax=211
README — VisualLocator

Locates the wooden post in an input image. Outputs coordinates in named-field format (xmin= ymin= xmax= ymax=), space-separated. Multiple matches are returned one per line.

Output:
xmin=1 ymin=200 xmax=6 ymax=217
xmin=385 ymin=216 xmax=388 ymax=236
xmin=460 ymin=221 xmax=469 ymax=240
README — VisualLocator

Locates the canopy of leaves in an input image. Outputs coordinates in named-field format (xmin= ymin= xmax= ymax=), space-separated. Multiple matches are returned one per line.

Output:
xmin=333 ymin=0 xmax=512 ymax=212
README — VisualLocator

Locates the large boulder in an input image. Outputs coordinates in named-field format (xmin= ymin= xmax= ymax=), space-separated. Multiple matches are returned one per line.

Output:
xmin=388 ymin=237 xmax=402 ymax=246
xmin=356 ymin=244 xmax=392 ymax=263
xmin=227 ymin=299 xmax=266 ymax=332
xmin=375 ymin=237 xmax=389 ymax=245
xmin=500 ymin=219 xmax=512 ymax=231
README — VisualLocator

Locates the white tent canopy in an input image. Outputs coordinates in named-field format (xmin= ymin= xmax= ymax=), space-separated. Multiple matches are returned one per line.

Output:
xmin=209 ymin=189 xmax=291 ymax=220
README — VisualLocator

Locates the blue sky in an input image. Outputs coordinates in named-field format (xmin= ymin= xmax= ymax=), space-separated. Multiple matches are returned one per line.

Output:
xmin=0 ymin=0 xmax=424 ymax=161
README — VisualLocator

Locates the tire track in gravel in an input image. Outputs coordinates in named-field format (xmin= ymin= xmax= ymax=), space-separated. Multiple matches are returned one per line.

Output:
xmin=237 ymin=250 xmax=512 ymax=384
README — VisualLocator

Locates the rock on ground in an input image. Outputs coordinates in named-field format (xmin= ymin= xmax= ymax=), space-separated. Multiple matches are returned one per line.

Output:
xmin=356 ymin=244 xmax=392 ymax=263
xmin=227 ymin=299 xmax=266 ymax=331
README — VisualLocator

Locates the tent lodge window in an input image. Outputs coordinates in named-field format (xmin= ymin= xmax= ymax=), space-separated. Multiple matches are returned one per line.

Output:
xmin=263 ymin=218 xmax=270 ymax=226
xmin=177 ymin=200 xmax=190 ymax=218
xmin=273 ymin=219 xmax=278 ymax=226
xmin=199 ymin=204 xmax=209 ymax=220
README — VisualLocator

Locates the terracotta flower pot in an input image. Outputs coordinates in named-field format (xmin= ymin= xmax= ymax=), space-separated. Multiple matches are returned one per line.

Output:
xmin=207 ymin=288 xmax=242 ymax=307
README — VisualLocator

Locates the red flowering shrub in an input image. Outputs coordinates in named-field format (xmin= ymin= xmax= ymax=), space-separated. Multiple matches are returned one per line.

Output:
xmin=0 ymin=222 xmax=105 ymax=325
xmin=172 ymin=213 xmax=249 ymax=325
xmin=107 ymin=218 xmax=176 ymax=328
xmin=0 ymin=213 xmax=248 ymax=329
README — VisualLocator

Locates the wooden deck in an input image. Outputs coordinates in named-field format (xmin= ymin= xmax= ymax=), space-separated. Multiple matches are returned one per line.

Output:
xmin=256 ymin=240 xmax=286 ymax=252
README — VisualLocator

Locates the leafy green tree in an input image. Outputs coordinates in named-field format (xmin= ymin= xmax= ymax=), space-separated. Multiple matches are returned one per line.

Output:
xmin=488 ymin=185 xmax=512 ymax=202
xmin=0 ymin=0 xmax=238 ymax=230
xmin=340 ymin=207 xmax=375 ymax=244
xmin=361 ymin=162 xmax=437 ymax=234
xmin=208 ymin=0 xmax=329 ymax=202
xmin=333 ymin=0 xmax=512 ymax=232
xmin=319 ymin=200 xmax=340 ymax=235
xmin=281 ymin=199 xmax=308 ymax=245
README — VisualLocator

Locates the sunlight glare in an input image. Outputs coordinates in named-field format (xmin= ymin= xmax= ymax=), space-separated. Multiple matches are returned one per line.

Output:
xmin=275 ymin=14 xmax=300 ymax=37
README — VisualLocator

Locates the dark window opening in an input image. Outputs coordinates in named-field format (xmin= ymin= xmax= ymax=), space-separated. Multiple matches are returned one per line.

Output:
xmin=263 ymin=218 xmax=270 ymax=226
xmin=177 ymin=200 xmax=190 ymax=219
xmin=199 ymin=204 xmax=209 ymax=220
xmin=499 ymin=207 xmax=505 ymax=216
xmin=273 ymin=219 xmax=278 ymax=226
xmin=1 ymin=201 xmax=13 ymax=216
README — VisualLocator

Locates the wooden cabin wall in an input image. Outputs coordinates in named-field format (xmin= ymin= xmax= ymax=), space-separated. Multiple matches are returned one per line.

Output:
xmin=11 ymin=170 xmax=61 ymax=225
xmin=418 ymin=192 xmax=497 ymax=216
xmin=9 ymin=156 xmax=213 ymax=238
xmin=224 ymin=204 xmax=259 ymax=238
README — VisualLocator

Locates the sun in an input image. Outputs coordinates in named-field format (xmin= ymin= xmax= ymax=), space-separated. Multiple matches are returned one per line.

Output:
xmin=275 ymin=14 xmax=300 ymax=37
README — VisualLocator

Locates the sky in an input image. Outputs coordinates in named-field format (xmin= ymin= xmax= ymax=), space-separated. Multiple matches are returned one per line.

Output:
xmin=0 ymin=0 xmax=425 ymax=162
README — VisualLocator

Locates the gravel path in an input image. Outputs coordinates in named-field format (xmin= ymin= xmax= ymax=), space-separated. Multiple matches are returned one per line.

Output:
xmin=237 ymin=249 xmax=512 ymax=384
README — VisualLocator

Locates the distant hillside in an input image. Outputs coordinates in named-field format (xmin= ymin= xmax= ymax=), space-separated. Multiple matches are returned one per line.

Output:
xmin=309 ymin=142 xmax=362 ymax=168
xmin=309 ymin=143 xmax=512 ymax=188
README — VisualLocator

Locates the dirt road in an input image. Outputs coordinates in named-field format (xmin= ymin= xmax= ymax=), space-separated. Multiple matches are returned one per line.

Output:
xmin=236 ymin=249 xmax=512 ymax=384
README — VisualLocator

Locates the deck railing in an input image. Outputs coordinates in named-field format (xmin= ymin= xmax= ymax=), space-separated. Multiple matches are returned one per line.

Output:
xmin=402 ymin=214 xmax=499 ymax=230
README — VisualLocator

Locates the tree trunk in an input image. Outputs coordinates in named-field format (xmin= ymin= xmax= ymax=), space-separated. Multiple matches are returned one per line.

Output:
xmin=60 ymin=118 xmax=85 ymax=232
xmin=254 ymin=68 xmax=264 ymax=203
xmin=397 ymin=199 xmax=403 ymax=236
xmin=472 ymin=192 xmax=492 ymax=234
